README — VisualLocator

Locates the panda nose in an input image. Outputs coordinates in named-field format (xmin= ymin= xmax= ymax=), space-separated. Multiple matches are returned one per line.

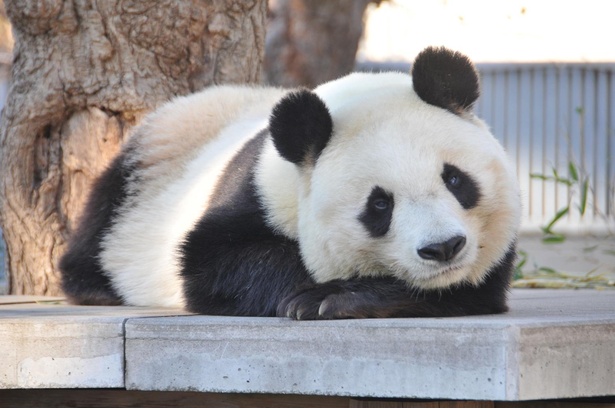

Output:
xmin=417 ymin=235 xmax=466 ymax=262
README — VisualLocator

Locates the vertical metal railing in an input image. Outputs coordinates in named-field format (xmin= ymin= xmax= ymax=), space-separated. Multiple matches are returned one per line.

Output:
xmin=476 ymin=63 xmax=615 ymax=234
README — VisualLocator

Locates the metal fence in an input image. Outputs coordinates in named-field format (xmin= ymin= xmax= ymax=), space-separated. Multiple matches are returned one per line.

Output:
xmin=476 ymin=64 xmax=615 ymax=234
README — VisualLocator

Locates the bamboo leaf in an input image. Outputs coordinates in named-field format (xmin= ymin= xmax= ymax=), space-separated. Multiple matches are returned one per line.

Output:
xmin=542 ymin=206 xmax=570 ymax=233
xmin=538 ymin=266 xmax=560 ymax=275
xmin=513 ymin=250 xmax=528 ymax=280
xmin=578 ymin=177 xmax=589 ymax=216
xmin=513 ymin=267 xmax=524 ymax=281
xmin=530 ymin=172 xmax=573 ymax=186
xmin=530 ymin=173 xmax=552 ymax=181
xmin=568 ymin=162 xmax=579 ymax=182
xmin=542 ymin=234 xmax=566 ymax=244
xmin=555 ymin=177 xmax=574 ymax=186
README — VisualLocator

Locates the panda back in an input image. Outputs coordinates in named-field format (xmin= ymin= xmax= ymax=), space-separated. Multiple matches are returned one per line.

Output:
xmin=98 ymin=86 xmax=287 ymax=308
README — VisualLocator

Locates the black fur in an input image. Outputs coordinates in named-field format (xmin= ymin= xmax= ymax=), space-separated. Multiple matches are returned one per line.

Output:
xmin=358 ymin=186 xmax=394 ymax=238
xmin=59 ymin=149 xmax=138 ymax=305
xmin=412 ymin=46 xmax=479 ymax=115
xmin=442 ymin=163 xmax=481 ymax=209
xmin=180 ymin=131 xmax=314 ymax=316
xmin=277 ymin=244 xmax=516 ymax=319
xmin=269 ymin=90 xmax=333 ymax=166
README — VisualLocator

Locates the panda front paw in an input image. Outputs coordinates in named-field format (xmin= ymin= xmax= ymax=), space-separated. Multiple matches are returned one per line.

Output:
xmin=277 ymin=278 xmax=403 ymax=320
xmin=276 ymin=283 xmax=352 ymax=320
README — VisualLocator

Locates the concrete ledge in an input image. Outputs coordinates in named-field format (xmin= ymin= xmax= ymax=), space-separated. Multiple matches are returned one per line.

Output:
xmin=126 ymin=315 xmax=515 ymax=399
xmin=1 ymin=290 xmax=614 ymax=401
xmin=124 ymin=290 xmax=615 ymax=400
xmin=0 ymin=298 xmax=186 ymax=389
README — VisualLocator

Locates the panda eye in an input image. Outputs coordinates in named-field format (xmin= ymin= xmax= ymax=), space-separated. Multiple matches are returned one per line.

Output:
xmin=442 ymin=163 xmax=482 ymax=210
xmin=359 ymin=186 xmax=395 ymax=238
xmin=447 ymin=174 xmax=461 ymax=188
xmin=372 ymin=198 xmax=390 ymax=211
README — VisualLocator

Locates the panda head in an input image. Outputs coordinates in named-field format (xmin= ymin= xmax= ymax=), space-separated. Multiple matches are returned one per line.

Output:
xmin=268 ymin=46 xmax=521 ymax=290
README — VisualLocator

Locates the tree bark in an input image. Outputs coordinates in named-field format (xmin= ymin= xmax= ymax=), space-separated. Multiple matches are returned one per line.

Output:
xmin=264 ymin=0 xmax=373 ymax=88
xmin=0 ymin=0 xmax=267 ymax=296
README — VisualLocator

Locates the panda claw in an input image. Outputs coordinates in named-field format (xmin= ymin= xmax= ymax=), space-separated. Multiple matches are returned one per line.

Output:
xmin=278 ymin=289 xmax=354 ymax=320
xmin=317 ymin=298 xmax=346 ymax=319
xmin=277 ymin=298 xmax=308 ymax=320
xmin=295 ymin=304 xmax=320 ymax=320
xmin=317 ymin=299 xmax=330 ymax=317
xmin=318 ymin=295 xmax=357 ymax=319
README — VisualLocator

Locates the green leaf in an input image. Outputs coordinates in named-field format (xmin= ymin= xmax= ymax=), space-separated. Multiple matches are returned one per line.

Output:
xmin=513 ymin=250 xmax=528 ymax=280
xmin=513 ymin=268 xmax=524 ymax=281
xmin=538 ymin=266 xmax=560 ymax=274
xmin=530 ymin=173 xmax=551 ymax=181
xmin=530 ymin=172 xmax=573 ymax=186
xmin=555 ymin=177 xmax=574 ymax=186
xmin=542 ymin=206 xmax=570 ymax=233
xmin=516 ymin=250 xmax=527 ymax=268
xmin=542 ymin=234 xmax=566 ymax=244
xmin=578 ymin=177 xmax=589 ymax=216
xmin=568 ymin=162 xmax=579 ymax=182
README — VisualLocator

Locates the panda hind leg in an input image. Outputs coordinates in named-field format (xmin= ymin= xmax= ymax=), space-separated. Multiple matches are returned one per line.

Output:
xmin=59 ymin=243 xmax=124 ymax=306
xmin=58 ymin=150 xmax=136 ymax=306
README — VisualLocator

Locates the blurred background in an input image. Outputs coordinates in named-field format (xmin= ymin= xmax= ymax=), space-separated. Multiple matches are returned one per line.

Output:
xmin=1 ymin=0 xmax=614 ymax=292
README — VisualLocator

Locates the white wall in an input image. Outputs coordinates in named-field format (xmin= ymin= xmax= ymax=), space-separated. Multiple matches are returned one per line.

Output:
xmin=359 ymin=0 xmax=615 ymax=64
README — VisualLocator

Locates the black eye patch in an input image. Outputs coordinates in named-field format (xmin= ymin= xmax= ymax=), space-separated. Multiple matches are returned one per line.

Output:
xmin=442 ymin=163 xmax=481 ymax=209
xmin=359 ymin=186 xmax=394 ymax=238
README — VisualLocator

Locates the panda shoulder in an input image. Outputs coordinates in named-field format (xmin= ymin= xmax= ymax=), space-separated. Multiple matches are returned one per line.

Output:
xmin=120 ymin=85 xmax=288 ymax=174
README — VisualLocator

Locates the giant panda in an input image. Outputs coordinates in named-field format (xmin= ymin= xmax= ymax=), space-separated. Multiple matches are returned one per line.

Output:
xmin=60 ymin=46 xmax=521 ymax=320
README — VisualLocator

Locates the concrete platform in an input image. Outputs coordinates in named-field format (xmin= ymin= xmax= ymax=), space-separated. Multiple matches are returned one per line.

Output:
xmin=1 ymin=290 xmax=614 ymax=402
xmin=0 ymin=297 xmax=188 ymax=389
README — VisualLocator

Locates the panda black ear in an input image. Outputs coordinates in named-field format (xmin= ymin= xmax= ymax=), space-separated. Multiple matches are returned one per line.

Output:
xmin=269 ymin=89 xmax=333 ymax=166
xmin=411 ymin=46 xmax=480 ymax=115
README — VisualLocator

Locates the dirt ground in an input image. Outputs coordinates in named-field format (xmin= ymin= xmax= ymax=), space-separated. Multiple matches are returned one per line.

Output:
xmin=516 ymin=234 xmax=615 ymax=288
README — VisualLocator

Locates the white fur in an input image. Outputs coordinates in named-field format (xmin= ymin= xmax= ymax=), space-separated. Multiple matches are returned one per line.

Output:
xmin=100 ymin=86 xmax=287 ymax=307
xmin=254 ymin=138 xmax=302 ymax=239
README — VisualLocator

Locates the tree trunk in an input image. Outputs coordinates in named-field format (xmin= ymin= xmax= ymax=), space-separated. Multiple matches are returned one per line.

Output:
xmin=0 ymin=0 xmax=267 ymax=296
xmin=264 ymin=0 xmax=373 ymax=88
